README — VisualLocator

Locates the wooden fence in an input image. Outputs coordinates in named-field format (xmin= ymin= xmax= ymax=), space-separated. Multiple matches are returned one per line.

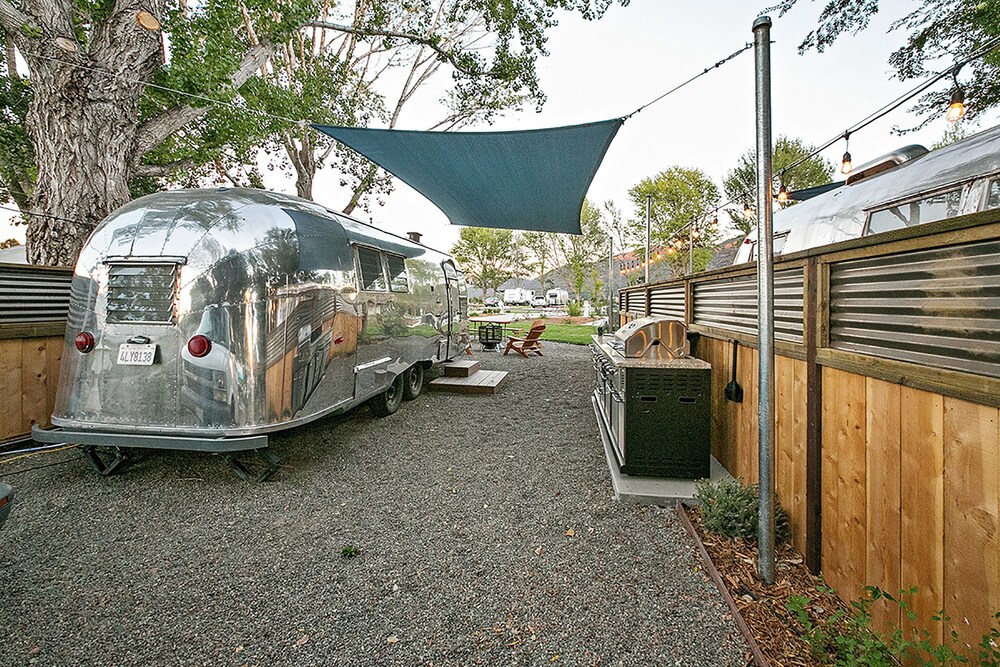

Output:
xmin=619 ymin=208 xmax=1000 ymax=645
xmin=0 ymin=263 xmax=73 ymax=444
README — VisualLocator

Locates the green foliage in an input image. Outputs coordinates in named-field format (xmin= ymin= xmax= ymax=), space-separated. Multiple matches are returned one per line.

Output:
xmin=787 ymin=586 xmax=1000 ymax=666
xmin=770 ymin=0 xmax=1000 ymax=127
xmin=0 ymin=57 xmax=33 ymax=209
xmin=559 ymin=198 xmax=606 ymax=301
xmin=451 ymin=227 xmax=517 ymax=294
xmin=628 ymin=166 xmax=721 ymax=273
xmin=723 ymin=136 xmax=835 ymax=235
xmin=340 ymin=544 xmax=361 ymax=559
xmin=694 ymin=477 xmax=789 ymax=543
xmin=566 ymin=301 xmax=583 ymax=317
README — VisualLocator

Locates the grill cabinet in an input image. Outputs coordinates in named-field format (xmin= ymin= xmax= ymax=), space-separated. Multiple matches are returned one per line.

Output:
xmin=591 ymin=318 xmax=711 ymax=478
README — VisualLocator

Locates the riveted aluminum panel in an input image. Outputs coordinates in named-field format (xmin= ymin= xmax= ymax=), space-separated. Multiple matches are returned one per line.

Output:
xmin=692 ymin=268 xmax=804 ymax=344
xmin=648 ymin=283 xmax=686 ymax=321
xmin=829 ymin=238 xmax=1000 ymax=378
xmin=0 ymin=265 xmax=73 ymax=324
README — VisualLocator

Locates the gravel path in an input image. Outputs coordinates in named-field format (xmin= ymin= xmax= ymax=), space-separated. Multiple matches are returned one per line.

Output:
xmin=0 ymin=342 xmax=748 ymax=666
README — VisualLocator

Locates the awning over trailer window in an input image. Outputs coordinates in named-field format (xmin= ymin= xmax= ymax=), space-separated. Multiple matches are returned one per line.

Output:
xmin=312 ymin=119 xmax=623 ymax=235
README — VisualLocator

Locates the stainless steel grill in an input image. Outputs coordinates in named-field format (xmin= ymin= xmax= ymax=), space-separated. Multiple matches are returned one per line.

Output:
xmin=591 ymin=317 xmax=711 ymax=479
xmin=608 ymin=316 xmax=690 ymax=360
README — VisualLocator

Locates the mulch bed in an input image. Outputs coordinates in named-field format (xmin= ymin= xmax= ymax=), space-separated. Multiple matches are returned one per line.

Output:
xmin=683 ymin=504 xmax=849 ymax=666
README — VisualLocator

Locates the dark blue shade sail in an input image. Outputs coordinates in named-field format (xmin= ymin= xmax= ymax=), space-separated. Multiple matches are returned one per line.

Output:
xmin=312 ymin=119 xmax=623 ymax=235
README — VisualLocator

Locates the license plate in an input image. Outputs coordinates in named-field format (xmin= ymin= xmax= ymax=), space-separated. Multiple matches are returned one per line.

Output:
xmin=117 ymin=343 xmax=156 ymax=366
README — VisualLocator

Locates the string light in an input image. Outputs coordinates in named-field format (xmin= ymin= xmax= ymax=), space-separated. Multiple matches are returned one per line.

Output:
xmin=840 ymin=131 xmax=853 ymax=175
xmin=946 ymin=66 xmax=966 ymax=122
xmin=743 ymin=202 xmax=753 ymax=220
xmin=776 ymin=184 xmax=789 ymax=203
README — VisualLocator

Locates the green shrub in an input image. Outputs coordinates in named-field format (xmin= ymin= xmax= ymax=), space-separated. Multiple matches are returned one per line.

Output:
xmin=566 ymin=301 xmax=582 ymax=317
xmin=694 ymin=477 xmax=789 ymax=543
xmin=341 ymin=544 xmax=361 ymax=559
xmin=788 ymin=586 xmax=1000 ymax=666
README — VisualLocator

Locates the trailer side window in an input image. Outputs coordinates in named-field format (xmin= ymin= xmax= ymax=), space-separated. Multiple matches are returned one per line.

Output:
xmin=866 ymin=187 xmax=962 ymax=235
xmin=384 ymin=254 xmax=409 ymax=293
xmin=988 ymin=179 xmax=1000 ymax=210
xmin=356 ymin=246 xmax=387 ymax=291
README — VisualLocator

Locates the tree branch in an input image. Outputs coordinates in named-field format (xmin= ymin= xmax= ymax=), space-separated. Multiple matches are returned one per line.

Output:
xmin=133 ymin=39 xmax=277 ymax=160
xmin=0 ymin=0 xmax=40 ymax=38
xmin=133 ymin=159 xmax=196 ymax=177
xmin=306 ymin=20 xmax=483 ymax=77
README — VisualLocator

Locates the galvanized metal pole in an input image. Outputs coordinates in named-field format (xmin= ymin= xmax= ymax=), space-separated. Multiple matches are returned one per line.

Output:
xmin=754 ymin=14 xmax=776 ymax=585
xmin=608 ymin=238 xmax=614 ymax=327
xmin=688 ymin=224 xmax=694 ymax=274
xmin=645 ymin=194 xmax=651 ymax=284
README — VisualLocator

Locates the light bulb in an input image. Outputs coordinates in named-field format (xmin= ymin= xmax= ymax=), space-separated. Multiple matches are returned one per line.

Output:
xmin=946 ymin=88 xmax=966 ymax=122
xmin=777 ymin=185 xmax=789 ymax=203
xmin=743 ymin=203 xmax=753 ymax=220
xmin=841 ymin=151 xmax=853 ymax=175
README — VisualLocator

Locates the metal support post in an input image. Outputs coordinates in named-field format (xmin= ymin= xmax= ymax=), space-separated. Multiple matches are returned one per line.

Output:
xmin=688 ymin=224 xmax=695 ymax=274
xmin=645 ymin=194 xmax=652 ymax=284
xmin=608 ymin=238 xmax=614 ymax=328
xmin=753 ymin=14 xmax=776 ymax=584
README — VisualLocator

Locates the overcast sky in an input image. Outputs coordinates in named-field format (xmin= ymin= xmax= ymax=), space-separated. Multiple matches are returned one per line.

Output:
xmin=4 ymin=0 xmax=996 ymax=253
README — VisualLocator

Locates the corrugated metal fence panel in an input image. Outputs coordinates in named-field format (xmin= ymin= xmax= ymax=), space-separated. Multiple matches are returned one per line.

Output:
xmin=648 ymin=283 xmax=686 ymax=321
xmin=829 ymin=238 xmax=1000 ymax=378
xmin=692 ymin=268 xmax=804 ymax=344
xmin=625 ymin=289 xmax=646 ymax=315
xmin=0 ymin=264 xmax=74 ymax=324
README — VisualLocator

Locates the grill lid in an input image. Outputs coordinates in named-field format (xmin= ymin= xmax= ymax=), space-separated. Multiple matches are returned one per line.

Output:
xmin=612 ymin=316 xmax=689 ymax=359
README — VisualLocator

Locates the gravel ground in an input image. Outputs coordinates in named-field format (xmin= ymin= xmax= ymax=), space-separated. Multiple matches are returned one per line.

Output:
xmin=0 ymin=342 xmax=748 ymax=666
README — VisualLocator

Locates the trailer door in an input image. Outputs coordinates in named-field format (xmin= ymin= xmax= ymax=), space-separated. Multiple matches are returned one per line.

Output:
xmin=441 ymin=260 xmax=461 ymax=359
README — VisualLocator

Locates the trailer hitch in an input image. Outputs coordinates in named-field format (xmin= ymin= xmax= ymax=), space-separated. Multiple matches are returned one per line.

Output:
xmin=224 ymin=448 xmax=281 ymax=482
xmin=81 ymin=446 xmax=128 ymax=476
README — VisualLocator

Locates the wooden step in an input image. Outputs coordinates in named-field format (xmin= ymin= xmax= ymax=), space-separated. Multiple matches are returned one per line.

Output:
xmin=443 ymin=359 xmax=481 ymax=377
xmin=428 ymin=370 xmax=508 ymax=395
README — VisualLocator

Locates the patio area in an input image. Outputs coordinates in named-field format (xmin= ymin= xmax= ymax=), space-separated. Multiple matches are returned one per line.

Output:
xmin=0 ymin=342 xmax=748 ymax=665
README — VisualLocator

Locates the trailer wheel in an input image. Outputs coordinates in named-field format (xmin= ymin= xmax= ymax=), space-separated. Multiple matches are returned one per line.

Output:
xmin=370 ymin=373 xmax=404 ymax=418
xmin=402 ymin=364 xmax=424 ymax=401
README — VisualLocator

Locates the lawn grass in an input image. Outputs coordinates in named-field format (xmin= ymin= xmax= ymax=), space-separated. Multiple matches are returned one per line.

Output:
xmin=506 ymin=321 xmax=596 ymax=346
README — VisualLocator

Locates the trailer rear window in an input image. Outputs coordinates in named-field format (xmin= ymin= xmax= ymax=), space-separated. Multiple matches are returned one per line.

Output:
xmin=385 ymin=254 xmax=409 ymax=293
xmin=356 ymin=246 xmax=387 ymax=291
xmin=106 ymin=263 xmax=178 ymax=324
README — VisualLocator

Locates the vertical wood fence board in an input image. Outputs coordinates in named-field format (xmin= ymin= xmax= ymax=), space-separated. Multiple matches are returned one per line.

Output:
xmin=0 ymin=338 xmax=24 ymax=440
xmin=789 ymin=358 xmax=808 ymax=553
xmin=20 ymin=337 xmax=49 ymax=433
xmin=821 ymin=366 xmax=841 ymax=590
xmin=45 ymin=336 xmax=63 ymax=423
xmin=899 ymin=386 xmax=945 ymax=645
xmin=821 ymin=367 xmax=867 ymax=598
xmin=943 ymin=397 xmax=1000 ymax=648
xmin=865 ymin=377 xmax=902 ymax=633
xmin=776 ymin=355 xmax=808 ymax=552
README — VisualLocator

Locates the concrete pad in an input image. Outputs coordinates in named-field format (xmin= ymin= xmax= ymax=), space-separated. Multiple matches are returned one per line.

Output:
xmin=592 ymin=395 xmax=734 ymax=505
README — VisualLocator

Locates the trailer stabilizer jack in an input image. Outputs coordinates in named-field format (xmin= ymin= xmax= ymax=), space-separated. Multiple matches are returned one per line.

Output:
xmin=225 ymin=448 xmax=281 ymax=482
xmin=82 ymin=446 xmax=128 ymax=476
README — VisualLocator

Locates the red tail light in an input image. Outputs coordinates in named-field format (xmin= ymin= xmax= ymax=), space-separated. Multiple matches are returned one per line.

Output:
xmin=187 ymin=335 xmax=211 ymax=358
xmin=75 ymin=332 xmax=95 ymax=353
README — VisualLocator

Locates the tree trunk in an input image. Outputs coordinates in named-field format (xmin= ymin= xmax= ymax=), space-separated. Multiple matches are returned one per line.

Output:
xmin=12 ymin=2 xmax=163 ymax=266
xmin=25 ymin=62 xmax=147 ymax=265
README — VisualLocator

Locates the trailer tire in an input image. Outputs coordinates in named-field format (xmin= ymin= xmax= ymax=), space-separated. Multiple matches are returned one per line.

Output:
xmin=370 ymin=374 xmax=404 ymax=418
xmin=402 ymin=364 xmax=424 ymax=401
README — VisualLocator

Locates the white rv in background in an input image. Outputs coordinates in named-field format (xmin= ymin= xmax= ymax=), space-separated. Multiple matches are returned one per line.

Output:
xmin=546 ymin=289 xmax=569 ymax=306
xmin=502 ymin=287 xmax=534 ymax=305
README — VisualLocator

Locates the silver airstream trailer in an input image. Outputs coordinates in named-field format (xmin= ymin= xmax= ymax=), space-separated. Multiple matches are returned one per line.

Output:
xmin=734 ymin=123 xmax=1000 ymax=263
xmin=32 ymin=188 xmax=469 ymax=478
